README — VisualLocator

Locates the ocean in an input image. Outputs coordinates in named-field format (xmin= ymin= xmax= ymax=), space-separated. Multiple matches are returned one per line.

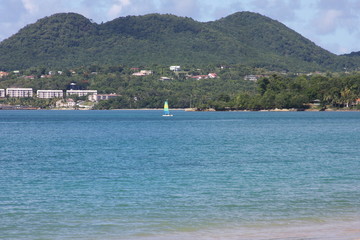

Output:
xmin=0 ymin=110 xmax=359 ymax=239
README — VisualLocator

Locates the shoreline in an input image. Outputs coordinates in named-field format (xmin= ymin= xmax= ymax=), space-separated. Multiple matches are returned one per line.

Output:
xmin=107 ymin=108 xmax=359 ymax=112
xmin=1 ymin=106 xmax=360 ymax=112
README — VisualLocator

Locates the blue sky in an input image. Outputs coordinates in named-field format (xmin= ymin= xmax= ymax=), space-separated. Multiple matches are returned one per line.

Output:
xmin=1 ymin=0 xmax=360 ymax=54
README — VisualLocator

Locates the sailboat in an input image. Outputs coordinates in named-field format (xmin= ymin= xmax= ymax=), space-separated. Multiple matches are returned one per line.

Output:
xmin=162 ymin=100 xmax=173 ymax=117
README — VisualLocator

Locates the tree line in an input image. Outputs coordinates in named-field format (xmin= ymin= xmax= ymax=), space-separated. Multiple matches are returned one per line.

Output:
xmin=0 ymin=64 xmax=359 ymax=110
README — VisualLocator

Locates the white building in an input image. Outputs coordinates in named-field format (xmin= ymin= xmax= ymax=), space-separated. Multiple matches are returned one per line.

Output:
xmin=37 ymin=90 xmax=64 ymax=99
xmin=56 ymin=99 xmax=76 ymax=108
xmin=244 ymin=75 xmax=259 ymax=81
xmin=6 ymin=88 xmax=33 ymax=97
xmin=170 ymin=66 xmax=181 ymax=71
xmin=132 ymin=70 xmax=152 ymax=76
xmin=66 ymin=90 xmax=97 ymax=97
xmin=159 ymin=77 xmax=172 ymax=81
xmin=90 ymin=93 xmax=119 ymax=102
xmin=0 ymin=89 xmax=5 ymax=98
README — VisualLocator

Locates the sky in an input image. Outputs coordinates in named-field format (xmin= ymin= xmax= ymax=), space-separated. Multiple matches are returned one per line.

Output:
xmin=1 ymin=0 xmax=360 ymax=55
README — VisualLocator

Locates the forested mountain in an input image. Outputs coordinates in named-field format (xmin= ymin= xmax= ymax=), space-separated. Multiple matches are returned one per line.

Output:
xmin=0 ymin=12 xmax=357 ymax=71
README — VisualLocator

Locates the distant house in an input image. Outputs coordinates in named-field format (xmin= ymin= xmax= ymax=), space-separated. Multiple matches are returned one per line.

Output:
xmin=6 ymin=88 xmax=33 ymax=98
xmin=23 ymin=75 xmax=35 ymax=79
xmin=0 ymin=89 xmax=5 ymax=98
xmin=170 ymin=66 xmax=181 ymax=71
xmin=69 ymin=83 xmax=78 ymax=90
xmin=189 ymin=75 xmax=208 ymax=80
xmin=220 ymin=65 xmax=230 ymax=69
xmin=37 ymin=90 xmax=64 ymax=99
xmin=159 ymin=77 xmax=172 ymax=81
xmin=0 ymin=71 xmax=9 ymax=78
xmin=310 ymin=99 xmax=321 ymax=106
xmin=56 ymin=98 xmax=76 ymax=108
xmin=244 ymin=75 xmax=259 ymax=81
xmin=188 ymin=73 xmax=218 ymax=80
xmin=208 ymin=73 xmax=218 ymax=78
xmin=132 ymin=70 xmax=152 ymax=76
xmin=40 ymin=75 xmax=52 ymax=78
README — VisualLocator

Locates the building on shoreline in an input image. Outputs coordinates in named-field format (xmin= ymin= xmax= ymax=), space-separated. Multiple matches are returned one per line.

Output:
xmin=2 ymin=88 xmax=100 ymax=100
xmin=56 ymin=98 xmax=76 ymax=109
xmin=6 ymin=88 xmax=33 ymax=97
xmin=37 ymin=90 xmax=64 ymax=99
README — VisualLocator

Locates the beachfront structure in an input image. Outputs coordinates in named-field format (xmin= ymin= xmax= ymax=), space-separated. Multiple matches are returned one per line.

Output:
xmin=66 ymin=90 xmax=97 ymax=97
xmin=37 ymin=90 xmax=64 ymax=99
xmin=6 ymin=88 xmax=33 ymax=97
xmin=0 ymin=89 xmax=5 ymax=98
xmin=56 ymin=99 xmax=76 ymax=108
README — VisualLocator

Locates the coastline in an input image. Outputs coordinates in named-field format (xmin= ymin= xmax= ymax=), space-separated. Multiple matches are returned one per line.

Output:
xmin=1 ymin=105 xmax=360 ymax=112
xmin=106 ymin=108 xmax=360 ymax=112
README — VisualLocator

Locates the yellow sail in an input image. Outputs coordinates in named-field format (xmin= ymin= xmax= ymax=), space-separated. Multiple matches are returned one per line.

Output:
xmin=163 ymin=100 xmax=173 ymax=116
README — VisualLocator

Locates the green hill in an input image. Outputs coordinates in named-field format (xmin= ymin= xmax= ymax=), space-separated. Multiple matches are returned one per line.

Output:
xmin=0 ymin=12 xmax=354 ymax=71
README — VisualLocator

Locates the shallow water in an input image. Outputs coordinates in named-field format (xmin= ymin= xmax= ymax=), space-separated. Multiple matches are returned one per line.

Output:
xmin=0 ymin=110 xmax=359 ymax=239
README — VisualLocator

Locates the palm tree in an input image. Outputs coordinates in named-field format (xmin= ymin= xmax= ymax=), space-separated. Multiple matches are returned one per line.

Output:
xmin=340 ymin=87 xmax=356 ymax=108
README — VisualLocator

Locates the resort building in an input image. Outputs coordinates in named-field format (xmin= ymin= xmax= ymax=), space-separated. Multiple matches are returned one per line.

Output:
xmin=37 ymin=90 xmax=64 ymax=99
xmin=0 ymin=89 xmax=5 ymax=98
xmin=90 ymin=93 xmax=119 ymax=102
xmin=66 ymin=90 xmax=97 ymax=97
xmin=6 ymin=88 xmax=33 ymax=97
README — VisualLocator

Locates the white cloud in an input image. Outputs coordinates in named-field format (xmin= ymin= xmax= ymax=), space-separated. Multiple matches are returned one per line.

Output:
xmin=314 ymin=9 xmax=343 ymax=34
xmin=249 ymin=0 xmax=302 ymax=22
xmin=313 ymin=0 xmax=360 ymax=34
xmin=21 ymin=0 xmax=39 ymax=14
xmin=108 ymin=0 xmax=131 ymax=19
xmin=159 ymin=0 xmax=201 ymax=18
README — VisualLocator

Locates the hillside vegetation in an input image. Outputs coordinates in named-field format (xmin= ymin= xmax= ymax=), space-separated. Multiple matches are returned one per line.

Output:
xmin=1 ymin=12 xmax=359 ymax=72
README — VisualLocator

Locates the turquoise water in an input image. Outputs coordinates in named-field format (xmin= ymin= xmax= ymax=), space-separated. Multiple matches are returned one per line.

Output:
xmin=1 ymin=110 xmax=360 ymax=239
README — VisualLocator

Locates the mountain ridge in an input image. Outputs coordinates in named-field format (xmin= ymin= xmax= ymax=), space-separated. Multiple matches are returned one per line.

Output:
xmin=0 ymin=12 xmax=357 ymax=71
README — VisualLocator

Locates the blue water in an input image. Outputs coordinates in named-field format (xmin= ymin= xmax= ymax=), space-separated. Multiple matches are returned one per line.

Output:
xmin=1 ymin=110 xmax=360 ymax=239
